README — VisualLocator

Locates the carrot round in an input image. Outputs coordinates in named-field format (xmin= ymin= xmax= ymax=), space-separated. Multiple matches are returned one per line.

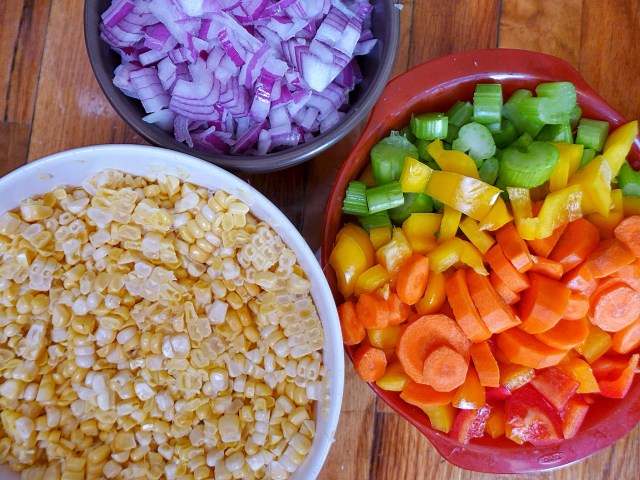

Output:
xmin=535 ymin=316 xmax=590 ymax=350
xmin=611 ymin=316 xmax=640 ymax=354
xmin=387 ymin=292 xmax=412 ymax=326
xmin=584 ymin=238 xmax=635 ymax=279
xmin=549 ymin=218 xmax=600 ymax=271
xmin=613 ymin=215 xmax=640 ymax=257
xmin=396 ymin=253 xmax=430 ymax=305
xmin=612 ymin=259 xmax=640 ymax=293
xmin=529 ymin=255 xmax=564 ymax=280
xmin=446 ymin=269 xmax=492 ymax=342
xmin=495 ymin=222 xmax=534 ymax=272
xmin=353 ymin=344 xmax=387 ymax=382
xmin=519 ymin=272 xmax=571 ymax=334
xmin=484 ymin=244 xmax=530 ymax=292
xmin=338 ymin=300 xmax=366 ymax=346
xmin=526 ymin=223 xmax=568 ymax=258
xmin=466 ymin=269 xmax=521 ymax=333
xmin=422 ymin=345 xmax=469 ymax=392
xmin=562 ymin=262 xmax=598 ymax=296
xmin=589 ymin=280 xmax=640 ymax=332
xmin=356 ymin=292 xmax=390 ymax=329
xmin=563 ymin=293 xmax=590 ymax=320
xmin=489 ymin=271 xmax=520 ymax=305
xmin=396 ymin=314 xmax=471 ymax=385
xmin=495 ymin=328 xmax=568 ymax=369
xmin=469 ymin=341 xmax=500 ymax=388
xmin=400 ymin=381 xmax=456 ymax=408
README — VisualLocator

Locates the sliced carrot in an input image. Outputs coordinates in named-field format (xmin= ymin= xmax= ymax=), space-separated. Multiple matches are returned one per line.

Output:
xmin=356 ymin=292 xmax=389 ymax=329
xmin=452 ymin=366 xmax=486 ymax=409
xmin=549 ymin=218 xmax=600 ymax=271
xmin=526 ymin=223 xmax=568 ymax=258
xmin=396 ymin=253 xmax=430 ymax=305
xmin=613 ymin=215 xmax=640 ymax=257
xmin=535 ymin=316 xmax=590 ymax=350
xmin=489 ymin=271 xmax=520 ymax=305
xmin=400 ymin=381 xmax=456 ymax=408
xmin=611 ymin=316 xmax=640 ymax=354
xmin=446 ymin=269 xmax=492 ymax=342
xmin=584 ymin=238 xmax=635 ymax=279
xmin=529 ymin=255 xmax=564 ymax=280
xmin=387 ymin=292 xmax=412 ymax=326
xmin=396 ymin=314 xmax=471 ymax=385
xmin=589 ymin=279 xmax=640 ymax=332
xmin=495 ymin=328 xmax=568 ymax=369
xmin=563 ymin=293 xmax=590 ymax=320
xmin=495 ymin=222 xmax=534 ymax=272
xmin=469 ymin=341 xmax=500 ymax=388
xmin=562 ymin=262 xmax=598 ymax=296
xmin=466 ymin=269 xmax=521 ymax=333
xmin=519 ymin=272 xmax=571 ymax=334
xmin=338 ymin=300 xmax=366 ymax=346
xmin=484 ymin=244 xmax=530 ymax=292
xmin=422 ymin=345 xmax=469 ymax=392
xmin=612 ymin=259 xmax=640 ymax=292
xmin=353 ymin=344 xmax=387 ymax=382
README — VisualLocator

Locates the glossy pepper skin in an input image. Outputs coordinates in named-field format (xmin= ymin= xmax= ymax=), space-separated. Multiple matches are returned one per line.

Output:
xmin=602 ymin=120 xmax=639 ymax=175
xmin=329 ymin=223 xmax=375 ymax=297
xmin=427 ymin=237 xmax=488 ymax=275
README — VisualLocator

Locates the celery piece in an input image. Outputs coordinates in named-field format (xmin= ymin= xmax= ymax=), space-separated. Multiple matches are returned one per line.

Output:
xmin=411 ymin=112 xmax=449 ymax=140
xmin=366 ymin=181 xmax=405 ymax=214
xmin=570 ymin=105 xmax=583 ymax=130
xmin=415 ymin=138 xmax=435 ymax=163
xmin=445 ymin=123 xmax=461 ymax=144
xmin=447 ymin=100 xmax=474 ymax=127
xmin=342 ymin=180 xmax=369 ymax=215
xmin=617 ymin=161 xmax=640 ymax=196
xmin=532 ymin=82 xmax=578 ymax=124
xmin=537 ymin=123 xmax=573 ymax=143
xmin=487 ymin=118 xmax=518 ymax=148
xmin=357 ymin=211 xmax=393 ymax=232
xmin=498 ymin=141 xmax=560 ymax=188
xmin=451 ymin=122 xmax=496 ymax=162
xmin=473 ymin=84 xmax=503 ymax=124
xmin=576 ymin=118 xmax=609 ymax=152
xmin=503 ymin=94 xmax=545 ymax=137
xmin=479 ymin=157 xmax=499 ymax=185
xmin=509 ymin=132 xmax=534 ymax=149
xmin=579 ymin=148 xmax=596 ymax=169
xmin=396 ymin=125 xmax=417 ymax=144
xmin=388 ymin=193 xmax=434 ymax=224
xmin=370 ymin=135 xmax=418 ymax=184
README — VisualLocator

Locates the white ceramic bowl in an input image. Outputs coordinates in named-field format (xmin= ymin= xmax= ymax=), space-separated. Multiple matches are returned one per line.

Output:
xmin=0 ymin=144 xmax=344 ymax=479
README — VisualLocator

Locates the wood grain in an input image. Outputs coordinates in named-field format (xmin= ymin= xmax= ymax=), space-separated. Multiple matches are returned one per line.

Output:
xmin=0 ymin=0 xmax=25 ymax=119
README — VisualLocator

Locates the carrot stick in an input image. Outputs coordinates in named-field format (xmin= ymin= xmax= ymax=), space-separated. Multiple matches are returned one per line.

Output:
xmin=613 ymin=215 xmax=640 ymax=257
xmin=387 ymin=292 xmax=412 ymax=326
xmin=495 ymin=222 xmax=534 ymax=272
xmin=589 ymin=279 xmax=640 ymax=332
xmin=489 ymin=271 xmax=520 ymax=305
xmin=484 ymin=244 xmax=530 ymax=292
xmin=612 ymin=259 xmax=640 ymax=293
xmin=535 ymin=316 xmax=590 ymax=350
xmin=353 ymin=344 xmax=387 ymax=382
xmin=562 ymin=262 xmax=598 ymax=296
xmin=611 ymin=316 xmax=640 ymax=354
xmin=446 ymin=269 xmax=492 ymax=342
xmin=529 ymin=255 xmax=564 ymax=280
xmin=400 ymin=381 xmax=456 ymax=408
xmin=519 ymin=272 xmax=571 ymax=334
xmin=396 ymin=314 xmax=471 ymax=385
xmin=584 ymin=238 xmax=635 ymax=279
xmin=356 ymin=292 xmax=390 ymax=329
xmin=562 ymin=293 xmax=590 ymax=320
xmin=422 ymin=345 xmax=469 ymax=392
xmin=549 ymin=218 xmax=600 ymax=271
xmin=466 ymin=269 xmax=521 ymax=333
xmin=526 ymin=223 xmax=568 ymax=258
xmin=495 ymin=327 xmax=569 ymax=369
xmin=338 ymin=300 xmax=366 ymax=346
xmin=469 ymin=341 xmax=500 ymax=388
xmin=396 ymin=253 xmax=430 ymax=305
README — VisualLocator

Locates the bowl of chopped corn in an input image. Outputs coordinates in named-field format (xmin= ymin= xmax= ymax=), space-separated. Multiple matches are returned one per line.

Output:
xmin=0 ymin=144 xmax=344 ymax=479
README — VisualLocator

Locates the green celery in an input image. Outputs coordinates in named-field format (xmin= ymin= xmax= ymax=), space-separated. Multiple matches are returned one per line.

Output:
xmin=473 ymin=84 xmax=503 ymax=124
xmin=579 ymin=148 xmax=596 ymax=169
xmin=388 ymin=193 xmax=434 ymax=224
xmin=502 ymin=89 xmax=545 ymax=137
xmin=498 ymin=141 xmax=560 ymax=188
xmin=509 ymin=132 xmax=534 ymax=149
xmin=358 ymin=211 xmax=393 ymax=232
xmin=576 ymin=118 xmax=609 ymax=151
xmin=447 ymin=100 xmax=474 ymax=126
xmin=411 ymin=113 xmax=448 ymax=140
xmin=342 ymin=180 xmax=369 ymax=215
xmin=451 ymin=122 xmax=496 ymax=162
xmin=537 ymin=123 xmax=573 ymax=143
xmin=570 ymin=105 xmax=583 ymax=130
xmin=487 ymin=118 xmax=518 ymax=148
xmin=479 ymin=157 xmax=499 ymax=185
xmin=366 ymin=181 xmax=405 ymax=214
xmin=617 ymin=161 xmax=640 ymax=196
xmin=370 ymin=135 xmax=418 ymax=184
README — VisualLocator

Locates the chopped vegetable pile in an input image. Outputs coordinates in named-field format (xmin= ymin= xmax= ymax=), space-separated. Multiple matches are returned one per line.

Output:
xmin=99 ymin=0 xmax=377 ymax=155
xmin=331 ymin=81 xmax=640 ymax=446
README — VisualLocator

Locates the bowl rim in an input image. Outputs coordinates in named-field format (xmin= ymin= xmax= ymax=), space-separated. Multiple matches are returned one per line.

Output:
xmin=83 ymin=1 xmax=401 ymax=174
xmin=0 ymin=144 xmax=344 ymax=480
xmin=321 ymin=47 xmax=640 ymax=474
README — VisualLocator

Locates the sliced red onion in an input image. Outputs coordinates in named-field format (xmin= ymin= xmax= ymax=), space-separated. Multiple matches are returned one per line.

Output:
xmin=142 ymin=108 xmax=176 ymax=131
xmin=101 ymin=0 xmax=135 ymax=28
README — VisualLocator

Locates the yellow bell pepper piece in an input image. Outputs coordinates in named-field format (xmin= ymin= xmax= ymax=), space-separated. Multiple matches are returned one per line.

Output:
xmin=557 ymin=353 xmax=600 ymax=394
xmin=602 ymin=120 xmax=639 ymax=176
xmin=575 ymin=323 xmax=612 ymax=364
xmin=485 ymin=405 xmax=506 ymax=439
xmin=427 ymin=139 xmax=479 ymax=179
xmin=550 ymin=143 xmax=584 ymax=191
xmin=427 ymin=237 xmax=488 ymax=275
xmin=369 ymin=226 xmax=392 ymax=250
xmin=330 ymin=224 xmax=376 ymax=298
xmin=402 ymin=213 xmax=442 ymax=254
xmin=425 ymin=170 xmax=501 ymax=221
xmin=459 ymin=216 xmax=495 ymax=254
xmin=477 ymin=197 xmax=513 ymax=232
xmin=568 ymin=155 xmax=612 ymax=216
xmin=506 ymin=187 xmax=540 ymax=240
xmin=623 ymin=194 xmax=640 ymax=216
xmin=367 ymin=325 xmax=403 ymax=351
xmin=375 ymin=227 xmax=412 ymax=273
xmin=376 ymin=361 xmax=411 ymax=392
xmin=536 ymin=184 xmax=583 ymax=238
xmin=354 ymin=264 xmax=389 ymax=296
xmin=422 ymin=404 xmax=456 ymax=434
xmin=399 ymin=156 xmax=433 ymax=193
xmin=587 ymin=189 xmax=624 ymax=238
xmin=414 ymin=272 xmax=446 ymax=315
xmin=438 ymin=205 xmax=462 ymax=243
xmin=336 ymin=223 xmax=376 ymax=257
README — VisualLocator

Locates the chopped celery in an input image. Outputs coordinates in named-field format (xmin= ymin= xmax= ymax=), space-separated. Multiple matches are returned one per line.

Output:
xmin=388 ymin=193 xmax=434 ymax=224
xmin=580 ymin=148 xmax=596 ymax=169
xmin=509 ymin=132 xmax=534 ymax=149
xmin=395 ymin=125 xmax=417 ymax=143
xmin=570 ymin=105 xmax=583 ymax=130
xmin=342 ymin=180 xmax=369 ymax=215
xmin=498 ymin=141 xmax=560 ymax=188
xmin=451 ymin=122 xmax=496 ymax=162
xmin=370 ymin=135 xmax=418 ymax=184
xmin=487 ymin=118 xmax=518 ymax=148
xmin=502 ymin=89 xmax=545 ymax=137
xmin=576 ymin=118 xmax=609 ymax=151
xmin=473 ymin=84 xmax=503 ymax=124
xmin=536 ymin=123 xmax=573 ymax=143
xmin=414 ymin=138 xmax=435 ymax=162
xmin=358 ymin=211 xmax=392 ymax=232
xmin=447 ymin=100 xmax=474 ymax=127
xmin=617 ymin=161 xmax=640 ymax=196
xmin=445 ymin=124 xmax=461 ymax=144
xmin=530 ymin=82 xmax=577 ymax=124
xmin=366 ymin=181 xmax=405 ymax=214
xmin=411 ymin=112 xmax=448 ymax=140
xmin=479 ymin=157 xmax=499 ymax=185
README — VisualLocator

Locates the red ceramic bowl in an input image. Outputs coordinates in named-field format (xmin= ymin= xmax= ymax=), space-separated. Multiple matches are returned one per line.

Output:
xmin=321 ymin=49 xmax=640 ymax=473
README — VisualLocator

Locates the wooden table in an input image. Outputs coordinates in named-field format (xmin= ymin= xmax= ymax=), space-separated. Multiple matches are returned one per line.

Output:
xmin=1 ymin=1 xmax=639 ymax=479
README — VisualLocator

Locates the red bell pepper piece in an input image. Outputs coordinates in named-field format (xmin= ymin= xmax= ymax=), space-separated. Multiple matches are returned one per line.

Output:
xmin=561 ymin=396 xmax=590 ymax=439
xmin=450 ymin=404 xmax=492 ymax=444
xmin=505 ymin=386 xmax=564 ymax=446
xmin=486 ymin=384 xmax=512 ymax=402
xmin=591 ymin=353 xmax=639 ymax=398
xmin=529 ymin=366 xmax=579 ymax=411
